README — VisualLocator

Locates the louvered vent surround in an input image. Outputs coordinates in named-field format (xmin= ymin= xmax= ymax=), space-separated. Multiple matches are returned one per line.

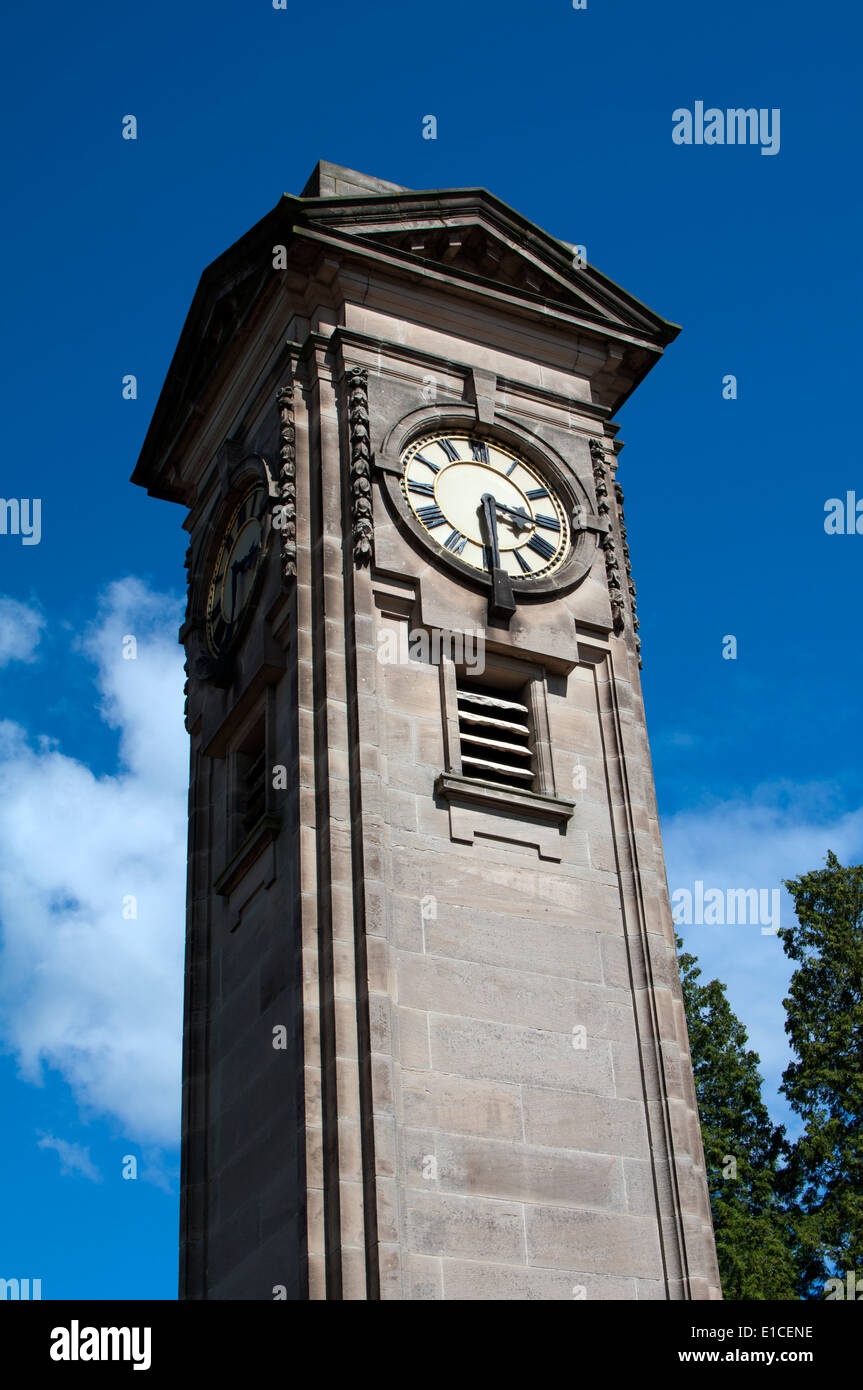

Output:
xmin=456 ymin=678 xmax=534 ymax=791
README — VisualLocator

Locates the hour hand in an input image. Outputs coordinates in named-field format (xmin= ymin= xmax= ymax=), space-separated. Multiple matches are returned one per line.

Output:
xmin=480 ymin=493 xmax=501 ymax=571
xmin=231 ymin=540 xmax=260 ymax=578
xmin=480 ymin=493 xmax=517 ymax=620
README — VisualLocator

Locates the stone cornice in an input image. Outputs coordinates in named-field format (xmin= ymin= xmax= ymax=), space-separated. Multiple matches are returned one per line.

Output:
xmin=290 ymin=224 xmax=665 ymax=354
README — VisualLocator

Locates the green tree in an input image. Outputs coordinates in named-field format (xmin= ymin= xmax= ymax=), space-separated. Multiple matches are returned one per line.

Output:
xmin=780 ymin=851 xmax=863 ymax=1298
xmin=677 ymin=937 xmax=798 ymax=1298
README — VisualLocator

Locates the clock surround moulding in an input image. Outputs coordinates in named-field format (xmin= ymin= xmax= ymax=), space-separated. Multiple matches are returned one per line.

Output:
xmin=375 ymin=404 xmax=605 ymax=603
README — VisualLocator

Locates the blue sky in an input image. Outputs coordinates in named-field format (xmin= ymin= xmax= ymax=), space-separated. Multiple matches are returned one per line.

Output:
xmin=0 ymin=0 xmax=860 ymax=1299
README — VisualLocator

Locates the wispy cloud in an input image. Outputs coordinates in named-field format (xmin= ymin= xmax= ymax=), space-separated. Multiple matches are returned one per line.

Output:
xmin=0 ymin=579 xmax=187 ymax=1149
xmin=37 ymin=1133 xmax=102 ymax=1182
xmin=0 ymin=596 xmax=44 ymax=666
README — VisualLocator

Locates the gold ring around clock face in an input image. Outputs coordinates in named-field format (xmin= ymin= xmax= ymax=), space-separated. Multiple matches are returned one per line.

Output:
xmin=400 ymin=432 xmax=570 ymax=579
xmin=205 ymin=485 xmax=269 ymax=656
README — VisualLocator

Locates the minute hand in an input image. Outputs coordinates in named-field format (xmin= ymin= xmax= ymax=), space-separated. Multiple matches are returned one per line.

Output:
xmin=494 ymin=501 xmax=534 ymax=530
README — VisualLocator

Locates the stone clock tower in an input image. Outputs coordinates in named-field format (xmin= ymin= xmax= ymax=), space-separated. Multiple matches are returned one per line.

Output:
xmin=133 ymin=162 xmax=721 ymax=1301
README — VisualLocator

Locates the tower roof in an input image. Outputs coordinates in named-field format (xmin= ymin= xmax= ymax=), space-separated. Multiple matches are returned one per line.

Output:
xmin=132 ymin=162 xmax=679 ymax=501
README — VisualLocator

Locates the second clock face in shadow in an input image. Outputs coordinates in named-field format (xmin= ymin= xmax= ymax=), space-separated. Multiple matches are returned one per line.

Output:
xmin=206 ymin=484 xmax=269 ymax=656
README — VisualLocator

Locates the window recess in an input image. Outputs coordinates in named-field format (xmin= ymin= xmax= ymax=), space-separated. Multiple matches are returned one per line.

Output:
xmin=214 ymin=689 xmax=283 ymax=900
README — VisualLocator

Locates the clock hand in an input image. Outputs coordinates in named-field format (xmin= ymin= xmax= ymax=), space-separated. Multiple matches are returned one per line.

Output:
xmin=480 ymin=493 xmax=502 ymax=572
xmin=493 ymin=500 xmax=534 ymax=531
xmin=229 ymin=540 xmax=260 ymax=616
xmin=231 ymin=540 xmax=260 ymax=577
xmin=480 ymin=492 xmax=517 ymax=619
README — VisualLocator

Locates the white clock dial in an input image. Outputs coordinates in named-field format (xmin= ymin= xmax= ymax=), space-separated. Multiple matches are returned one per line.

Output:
xmin=400 ymin=433 xmax=569 ymax=579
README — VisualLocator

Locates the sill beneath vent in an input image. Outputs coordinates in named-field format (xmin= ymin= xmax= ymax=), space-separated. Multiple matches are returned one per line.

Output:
xmin=435 ymin=773 xmax=575 ymax=826
xmin=215 ymin=813 xmax=282 ymax=898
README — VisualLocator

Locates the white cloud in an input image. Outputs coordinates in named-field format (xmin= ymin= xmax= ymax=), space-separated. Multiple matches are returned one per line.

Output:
xmin=37 ymin=1133 xmax=102 ymax=1182
xmin=4 ymin=577 xmax=859 ymax=1167
xmin=0 ymin=596 xmax=44 ymax=666
xmin=0 ymin=579 xmax=187 ymax=1148
xmin=662 ymin=785 xmax=863 ymax=1126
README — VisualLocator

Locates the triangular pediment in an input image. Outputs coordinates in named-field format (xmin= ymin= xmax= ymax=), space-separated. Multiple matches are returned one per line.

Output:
xmin=297 ymin=181 xmax=674 ymax=344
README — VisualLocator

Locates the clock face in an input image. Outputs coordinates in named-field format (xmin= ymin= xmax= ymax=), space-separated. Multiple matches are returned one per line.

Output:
xmin=400 ymin=432 xmax=570 ymax=580
xmin=206 ymin=485 xmax=269 ymax=656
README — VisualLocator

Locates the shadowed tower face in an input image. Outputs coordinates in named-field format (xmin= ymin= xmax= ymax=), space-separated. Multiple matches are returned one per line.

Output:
xmin=133 ymin=161 xmax=721 ymax=1301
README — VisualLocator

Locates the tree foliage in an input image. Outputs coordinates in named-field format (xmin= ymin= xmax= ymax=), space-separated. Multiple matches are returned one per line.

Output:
xmin=678 ymin=850 xmax=863 ymax=1300
xmin=677 ymin=938 xmax=798 ymax=1298
xmin=779 ymin=851 xmax=863 ymax=1297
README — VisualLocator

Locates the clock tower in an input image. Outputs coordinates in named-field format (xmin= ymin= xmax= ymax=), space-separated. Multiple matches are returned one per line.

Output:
xmin=133 ymin=162 xmax=721 ymax=1301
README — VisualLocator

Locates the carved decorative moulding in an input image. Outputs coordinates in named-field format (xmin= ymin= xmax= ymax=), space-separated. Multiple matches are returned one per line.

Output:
xmin=346 ymin=366 xmax=374 ymax=565
xmin=614 ymin=476 xmax=642 ymax=667
xmin=276 ymin=383 xmax=297 ymax=581
xmin=589 ymin=437 xmax=626 ymax=640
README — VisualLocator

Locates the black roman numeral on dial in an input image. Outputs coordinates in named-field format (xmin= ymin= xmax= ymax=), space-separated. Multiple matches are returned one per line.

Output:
xmin=470 ymin=441 xmax=489 ymax=463
xmin=408 ymin=481 xmax=436 ymax=497
xmin=534 ymin=514 xmax=560 ymax=531
xmin=438 ymin=438 xmax=460 ymax=461
xmin=444 ymin=530 xmax=467 ymax=554
xmin=417 ymin=504 xmax=447 ymax=528
xmin=527 ymin=534 xmax=556 ymax=561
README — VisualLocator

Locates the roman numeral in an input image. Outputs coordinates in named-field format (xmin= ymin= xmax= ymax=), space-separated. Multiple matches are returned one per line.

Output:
xmin=514 ymin=550 xmax=532 ymax=573
xmin=470 ymin=440 xmax=489 ymax=463
xmin=527 ymin=534 xmax=556 ymax=561
xmin=505 ymin=461 xmax=518 ymax=476
xmin=408 ymin=481 xmax=436 ymax=497
xmin=414 ymin=453 xmax=439 ymax=473
xmin=444 ymin=530 xmax=467 ymax=554
xmin=417 ymin=504 xmax=447 ymax=528
xmin=534 ymin=514 xmax=560 ymax=531
xmin=526 ymin=487 xmax=548 ymax=500
xmin=438 ymin=438 xmax=461 ymax=461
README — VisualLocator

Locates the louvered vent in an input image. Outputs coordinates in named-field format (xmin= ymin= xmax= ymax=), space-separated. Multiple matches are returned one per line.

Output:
xmin=236 ymin=725 xmax=267 ymax=843
xmin=457 ymin=679 xmax=534 ymax=791
xmin=241 ymin=746 xmax=267 ymax=838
